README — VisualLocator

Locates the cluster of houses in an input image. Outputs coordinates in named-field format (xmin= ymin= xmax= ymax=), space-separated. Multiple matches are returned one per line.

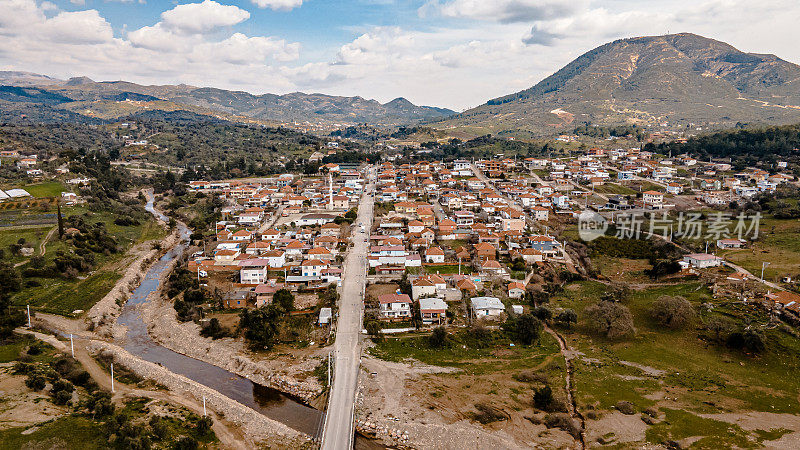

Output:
xmin=367 ymin=160 xmax=573 ymax=324
xmin=186 ymin=169 xmax=367 ymax=310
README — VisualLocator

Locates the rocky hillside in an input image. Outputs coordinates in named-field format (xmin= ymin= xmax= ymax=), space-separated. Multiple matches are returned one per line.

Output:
xmin=0 ymin=74 xmax=454 ymax=127
xmin=436 ymin=33 xmax=800 ymax=135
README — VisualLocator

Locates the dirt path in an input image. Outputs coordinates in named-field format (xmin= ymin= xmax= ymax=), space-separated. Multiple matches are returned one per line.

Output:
xmin=16 ymin=328 xmax=248 ymax=450
xmin=543 ymin=323 xmax=586 ymax=449
xmin=39 ymin=226 xmax=57 ymax=256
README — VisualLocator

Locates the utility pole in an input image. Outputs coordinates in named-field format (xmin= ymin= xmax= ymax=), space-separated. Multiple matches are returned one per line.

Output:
xmin=110 ymin=363 xmax=115 ymax=393
xmin=70 ymin=334 xmax=74 ymax=358
xmin=27 ymin=305 xmax=31 ymax=328
xmin=761 ymin=262 xmax=770 ymax=282
xmin=203 ymin=396 xmax=207 ymax=416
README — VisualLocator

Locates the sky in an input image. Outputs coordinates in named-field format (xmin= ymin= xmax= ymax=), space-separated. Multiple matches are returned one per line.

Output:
xmin=1 ymin=0 xmax=800 ymax=111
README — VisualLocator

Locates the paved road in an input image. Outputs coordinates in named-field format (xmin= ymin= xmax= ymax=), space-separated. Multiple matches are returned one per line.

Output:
xmin=321 ymin=167 xmax=375 ymax=449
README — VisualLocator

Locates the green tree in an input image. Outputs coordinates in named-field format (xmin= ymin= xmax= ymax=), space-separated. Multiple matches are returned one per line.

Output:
xmin=272 ymin=289 xmax=295 ymax=312
xmin=533 ymin=385 xmax=554 ymax=411
xmin=503 ymin=313 xmax=542 ymax=345
xmin=555 ymin=309 xmax=577 ymax=329
xmin=585 ymin=301 xmax=636 ymax=339
xmin=427 ymin=326 xmax=448 ymax=348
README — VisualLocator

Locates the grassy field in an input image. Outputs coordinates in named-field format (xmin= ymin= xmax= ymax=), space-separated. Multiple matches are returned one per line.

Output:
xmin=10 ymin=205 xmax=167 ymax=316
xmin=23 ymin=181 xmax=68 ymax=198
xmin=719 ymin=216 xmax=800 ymax=283
xmin=0 ymin=416 xmax=106 ymax=450
xmin=423 ymin=264 xmax=463 ymax=274
xmin=594 ymin=183 xmax=637 ymax=195
xmin=0 ymin=224 xmax=53 ymax=264
xmin=549 ymin=279 xmax=800 ymax=445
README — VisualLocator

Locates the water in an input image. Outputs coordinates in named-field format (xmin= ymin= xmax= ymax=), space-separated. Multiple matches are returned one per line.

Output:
xmin=116 ymin=195 xmax=324 ymax=438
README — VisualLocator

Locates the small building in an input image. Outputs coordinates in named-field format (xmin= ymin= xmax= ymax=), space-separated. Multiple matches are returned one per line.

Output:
xmin=419 ymin=297 xmax=447 ymax=325
xmin=378 ymin=293 xmax=412 ymax=320
xmin=717 ymin=238 xmax=746 ymax=249
xmin=471 ymin=297 xmax=505 ymax=318
xmin=319 ymin=307 xmax=333 ymax=325
xmin=682 ymin=253 xmax=723 ymax=269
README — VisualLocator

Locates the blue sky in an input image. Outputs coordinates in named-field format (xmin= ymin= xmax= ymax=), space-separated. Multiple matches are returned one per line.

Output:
xmin=2 ymin=0 xmax=800 ymax=110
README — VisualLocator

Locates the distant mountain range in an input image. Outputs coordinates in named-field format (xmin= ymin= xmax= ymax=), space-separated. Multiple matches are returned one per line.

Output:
xmin=0 ymin=73 xmax=455 ymax=127
xmin=435 ymin=33 xmax=800 ymax=135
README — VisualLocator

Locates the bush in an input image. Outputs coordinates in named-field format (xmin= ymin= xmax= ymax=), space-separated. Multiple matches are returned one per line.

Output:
xmin=532 ymin=306 xmax=552 ymax=323
xmin=649 ymin=295 xmax=695 ymax=329
xmin=615 ymin=400 xmax=636 ymax=415
xmin=533 ymin=385 xmax=554 ymax=411
xmin=543 ymin=413 xmax=582 ymax=438
xmin=53 ymin=390 xmax=72 ymax=405
xmin=502 ymin=313 xmax=542 ymax=345
xmin=25 ymin=374 xmax=46 ymax=391
xmin=555 ymin=309 xmax=577 ymax=329
xmin=427 ymin=326 xmax=448 ymax=349
xmin=52 ymin=379 xmax=75 ymax=394
xmin=585 ymin=302 xmax=636 ymax=339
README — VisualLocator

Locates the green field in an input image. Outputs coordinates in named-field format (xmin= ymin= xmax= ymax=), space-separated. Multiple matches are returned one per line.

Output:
xmin=550 ymin=280 xmax=800 ymax=444
xmin=719 ymin=216 xmax=800 ymax=283
xmin=23 ymin=181 xmax=68 ymax=198
xmin=594 ymin=183 xmax=637 ymax=195
xmin=423 ymin=264 xmax=464 ymax=274
xmin=0 ymin=416 xmax=106 ymax=450
xmin=10 ymin=205 xmax=167 ymax=316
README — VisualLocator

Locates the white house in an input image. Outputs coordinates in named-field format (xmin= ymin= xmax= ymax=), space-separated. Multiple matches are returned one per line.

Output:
xmin=683 ymin=253 xmax=723 ymax=269
xmin=419 ymin=297 xmax=447 ymax=325
xmin=425 ymin=246 xmax=445 ymax=263
xmin=471 ymin=297 xmax=505 ymax=318
xmin=642 ymin=191 xmax=664 ymax=209
xmin=379 ymin=293 xmax=412 ymax=320
xmin=239 ymin=260 xmax=269 ymax=284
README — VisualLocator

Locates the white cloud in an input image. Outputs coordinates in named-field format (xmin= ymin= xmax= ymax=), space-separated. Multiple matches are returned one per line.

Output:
xmin=160 ymin=0 xmax=250 ymax=34
xmin=70 ymin=0 xmax=86 ymax=5
xmin=192 ymin=33 xmax=300 ymax=64
xmin=250 ymin=0 xmax=303 ymax=11
xmin=41 ymin=10 xmax=115 ymax=44
xmin=423 ymin=0 xmax=587 ymax=23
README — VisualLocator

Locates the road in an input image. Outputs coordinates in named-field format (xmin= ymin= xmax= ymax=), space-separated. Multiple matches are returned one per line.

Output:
xmin=321 ymin=167 xmax=375 ymax=449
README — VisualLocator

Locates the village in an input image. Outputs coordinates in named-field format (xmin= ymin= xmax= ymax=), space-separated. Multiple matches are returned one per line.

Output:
xmin=181 ymin=144 xmax=800 ymax=339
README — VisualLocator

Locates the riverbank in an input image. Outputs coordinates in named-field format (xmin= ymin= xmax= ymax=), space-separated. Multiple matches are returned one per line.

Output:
xmin=87 ymin=230 xmax=179 ymax=337
xmin=87 ymin=340 xmax=310 ymax=448
xmin=141 ymin=288 xmax=326 ymax=403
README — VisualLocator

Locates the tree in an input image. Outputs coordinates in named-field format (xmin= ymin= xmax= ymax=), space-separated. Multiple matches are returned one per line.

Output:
xmin=365 ymin=320 xmax=383 ymax=342
xmin=533 ymin=306 xmax=553 ymax=323
xmin=533 ymin=385 xmax=554 ymax=411
xmin=57 ymin=201 xmax=64 ymax=238
xmin=272 ymin=289 xmax=295 ymax=312
xmin=601 ymin=282 xmax=631 ymax=303
xmin=503 ymin=313 xmax=542 ymax=345
xmin=585 ymin=301 xmax=636 ymax=339
xmin=555 ymin=309 xmax=577 ymax=329
xmin=428 ymin=326 xmax=448 ymax=348
xmin=398 ymin=274 xmax=412 ymax=297
xmin=649 ymin=295 xmax=695 ymax=329
xmin=238 ymin=305 xmax=283 ymax=350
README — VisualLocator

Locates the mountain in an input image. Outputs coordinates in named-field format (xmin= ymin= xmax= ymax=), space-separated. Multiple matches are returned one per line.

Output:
xmin=0 ymin=75 xmax=455 ymax=127
xmin=0 ymin=71 xmax=63 ymax=87
xmin=436 ymin=33 xmax=800 ymax=135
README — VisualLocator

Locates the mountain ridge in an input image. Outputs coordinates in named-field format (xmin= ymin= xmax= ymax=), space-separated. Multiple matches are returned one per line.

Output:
xmin=0 ymin=72 xmax=455 ymax=127
xmin=435 ymin=33 xmax=800 ymax=135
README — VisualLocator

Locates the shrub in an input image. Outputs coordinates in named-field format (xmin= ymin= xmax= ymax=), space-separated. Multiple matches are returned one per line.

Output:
xmin=532 ymin=306 xmax=553 ymax=323
xmin=533 ymin=385 xmax=554 ymax=411
xmin=649 ymin=295 xmax=695 ymax=329
xmin=615 ymin=400 xmax=636 ymax=415
xmin=555 ymin=309 xmax=577 ymax=329
xmin=502 ymin=313 xmax=542 ymax=345
xmin=428 ymin=326 xmax=448 ymax=349
xmin=53 ymin=390 xmax=72 ymax=405
xmin=543 ymin=413 xmax=581 ymax=438
xmin=585 ymin=301 xmax=636 ymax=339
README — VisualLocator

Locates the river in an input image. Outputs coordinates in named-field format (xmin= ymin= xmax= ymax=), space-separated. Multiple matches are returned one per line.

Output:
xmin=116 ymin=195 xmax=325 ymax=439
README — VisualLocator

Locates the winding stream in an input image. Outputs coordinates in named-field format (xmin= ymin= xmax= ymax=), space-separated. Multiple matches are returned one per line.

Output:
xmin=116 ymin=195 xmax=325 ymax=438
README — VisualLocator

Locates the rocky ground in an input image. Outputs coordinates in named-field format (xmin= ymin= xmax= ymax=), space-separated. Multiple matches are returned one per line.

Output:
xmin=355 ymin=355 xmax=577 ymax=449
xmin=140 ymin=288 xmax=327 ymax=403
xmin=87 ymin=230 xmax=180 ymax=337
